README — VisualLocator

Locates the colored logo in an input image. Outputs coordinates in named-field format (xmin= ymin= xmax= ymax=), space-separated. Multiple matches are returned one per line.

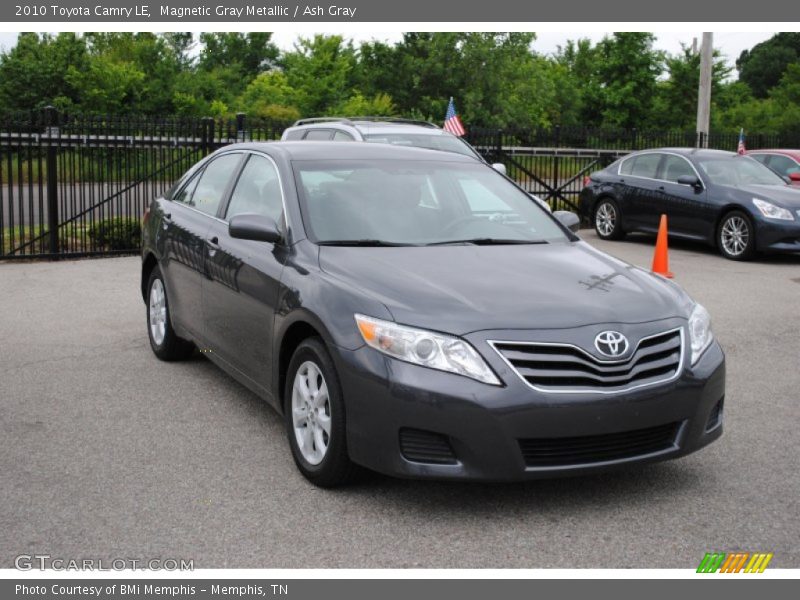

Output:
xmin=594 ymin=331 xmax=629 ymax=357
xmin=697 ymin=552 xmax=773 ymax=573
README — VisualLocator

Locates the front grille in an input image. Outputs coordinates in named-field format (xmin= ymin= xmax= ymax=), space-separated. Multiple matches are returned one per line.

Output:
xmin=492 ymin=328 xmax=683 ymax=392
xmin=399 ymin=428 xmax=457 ymax=465
xmin=519 ymin=422 xmax=681 ymax=467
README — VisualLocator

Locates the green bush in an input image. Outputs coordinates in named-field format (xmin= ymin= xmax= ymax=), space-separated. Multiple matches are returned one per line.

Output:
xmin=88 ymin=217 xmax=141 ymax=250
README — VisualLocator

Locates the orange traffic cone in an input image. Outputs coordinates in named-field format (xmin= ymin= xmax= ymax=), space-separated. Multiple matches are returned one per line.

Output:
xmin=651 ymin=214 xmax=674 ymax=278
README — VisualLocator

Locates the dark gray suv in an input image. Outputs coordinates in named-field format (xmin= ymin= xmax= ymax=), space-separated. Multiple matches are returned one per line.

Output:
xmin=141 ymin=142 xmax=725 ymax=486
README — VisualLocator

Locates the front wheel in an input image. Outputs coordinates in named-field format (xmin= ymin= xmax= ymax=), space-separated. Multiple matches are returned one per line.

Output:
xmin=146 ymin=266 xmax=194 ymax=360
xmin=717 ymin=211 xmax=755 ymax=261
xmin=594 ymin=198 xmax=625 ymax=240
xmin=284 ymin=337 xmax=358 ymax=487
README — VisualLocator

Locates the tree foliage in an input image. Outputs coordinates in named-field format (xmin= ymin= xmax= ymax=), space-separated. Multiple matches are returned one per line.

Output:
xmin=0 ymin=32 xmax=798 ymax=136
xmin=736 ymin=33 xmax=800 ymax=98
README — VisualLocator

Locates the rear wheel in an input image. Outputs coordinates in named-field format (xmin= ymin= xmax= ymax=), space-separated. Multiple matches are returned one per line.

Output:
xmin=284 ymin=337 xmax=358 ymax=487
xmin=717 ymin=210 xmax=755 ymax=261
xmin=594 ymin=198 xmax=625 ymax=240
xmin=146 ymin=266 xmax=194 ymax=360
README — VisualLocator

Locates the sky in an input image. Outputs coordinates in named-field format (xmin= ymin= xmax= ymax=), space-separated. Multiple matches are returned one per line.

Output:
xmin=0 ymin=31 xmax=777 ymax=74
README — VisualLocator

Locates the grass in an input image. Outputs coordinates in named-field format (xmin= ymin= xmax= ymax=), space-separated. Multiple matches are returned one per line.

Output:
xmin=1 ymin=217 xmax=141 ymax=256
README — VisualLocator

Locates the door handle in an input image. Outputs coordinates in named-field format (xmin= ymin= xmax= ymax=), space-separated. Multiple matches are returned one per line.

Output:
xmin=161 ymin=213 xmax=171 ymax=230
xmin=658 ymin=185 xmax=665 ymax=190
xmin=206 ymin=236 xmax=220 ymax=249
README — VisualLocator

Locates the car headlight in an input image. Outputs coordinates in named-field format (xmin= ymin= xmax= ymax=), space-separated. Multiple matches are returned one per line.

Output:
xmin=753 ymin=198 xmax=794 ymax=220
xmin=354 ymin=314 xmax=500 ymax=385
xmin=688 ymin=303 xmax=713 ymax=365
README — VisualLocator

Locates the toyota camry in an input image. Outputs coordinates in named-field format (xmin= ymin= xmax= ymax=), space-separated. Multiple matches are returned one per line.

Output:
xmin=141 ymin=142 xmax=725 ymax=486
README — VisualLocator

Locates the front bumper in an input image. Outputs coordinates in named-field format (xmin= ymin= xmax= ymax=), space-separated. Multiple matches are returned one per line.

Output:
xmin=333 ymin=324 xmax=725 ymax=481
xmin=755 ymin=217 xmax=800 ymax=253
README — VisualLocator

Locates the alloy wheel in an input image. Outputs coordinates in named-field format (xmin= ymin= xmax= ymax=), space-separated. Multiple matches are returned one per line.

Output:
xmin=596 ymin=202 xmax=616 ymax=236
xmin=149 ymin=278 xmax=167 ymax=346
xmin=291 ymin=361 xmax=332 ymax=465
xmin=720 ymin=216 xmax=750 ymax=257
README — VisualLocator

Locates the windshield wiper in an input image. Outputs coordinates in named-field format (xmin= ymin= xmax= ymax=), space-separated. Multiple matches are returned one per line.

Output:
xmin=425 ymin=238 xmax=549 ymax=246
xmin=317 ymin=239 xmax=417 ymax=247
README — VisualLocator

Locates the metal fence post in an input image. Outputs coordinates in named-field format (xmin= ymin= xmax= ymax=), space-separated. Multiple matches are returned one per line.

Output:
xmin=44 ymin=106 xmax=59 ymax=256
xmin=236 ymin=112 xmax=246 ymax=142
xmin=201 ymin=117 xmax=214 ymax=156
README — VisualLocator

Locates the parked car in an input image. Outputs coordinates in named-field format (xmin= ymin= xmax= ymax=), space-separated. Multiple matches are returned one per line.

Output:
xmin=580 ymin=148 xmax=800 ymax=260
xmin=282 ymin=117 xmax=552 ymax=213
xmin=282 ymin=116 xmax=507 ymax=170
xmin=142 ymin=142 xmax=724 ymax=486
xmin=747 ymin=149 xmax=800 ymax=186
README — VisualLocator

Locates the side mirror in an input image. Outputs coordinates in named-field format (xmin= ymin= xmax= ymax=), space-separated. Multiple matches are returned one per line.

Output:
xmin=554 ymin=210 xmax=581 ymax=233
xmin=229 ymin=214 xmax=282 ymax=244
xmin=492 ymin=163 xmax=507 ymax=175
xmin=677 ymin=174 xmax=702 ymax=188
xmin=789 ymin=172 xmax=800 ymax=182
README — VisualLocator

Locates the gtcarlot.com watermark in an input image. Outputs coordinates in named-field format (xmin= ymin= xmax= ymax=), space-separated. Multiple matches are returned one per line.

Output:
xmin=14 ymin=554 xmax=194 ymax=571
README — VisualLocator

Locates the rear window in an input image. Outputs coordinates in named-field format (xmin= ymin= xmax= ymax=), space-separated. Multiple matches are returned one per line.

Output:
xmin=284 ymin=129 xmax=304 ymax=141
xmin=629 ymin=154 xmax=662 ymax=179
xmin=304 ymin=130 xmax=333 ymax=141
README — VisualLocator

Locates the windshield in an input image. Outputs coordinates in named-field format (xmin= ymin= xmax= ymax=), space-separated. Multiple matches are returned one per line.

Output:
xmin=293 ymin=160 xmax=568 ymax=245
xmin=696 ymin=155 xmax=787 ymax=186
xmin=362 ymin=133 xmax=480 ymax=159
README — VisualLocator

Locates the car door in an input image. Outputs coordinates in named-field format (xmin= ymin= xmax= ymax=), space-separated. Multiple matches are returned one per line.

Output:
xmin=618 ymin=153 xmax=665 ymax=232
xmin=203 ymin=152 xmax=288 ymax=393
xmin=161 ymin=153 xmax=242 ymax=339
xmin=654 ymin=154 xmax=709 ymax=239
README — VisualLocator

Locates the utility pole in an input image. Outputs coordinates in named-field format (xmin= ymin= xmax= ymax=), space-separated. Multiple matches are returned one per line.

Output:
xmin=696 ymin=32 xmax=713 ymax=148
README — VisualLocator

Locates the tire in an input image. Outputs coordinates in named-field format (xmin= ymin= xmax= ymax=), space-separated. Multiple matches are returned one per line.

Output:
xmin=146 ymin=265 xmax=195 ymax=360
xmin=284 ymin=337 xmax=358 ymax=487
xmin=717 ymin=210 xmax=756 ymax=261
xmin=593 ymin=198 xmax=625 ymax=240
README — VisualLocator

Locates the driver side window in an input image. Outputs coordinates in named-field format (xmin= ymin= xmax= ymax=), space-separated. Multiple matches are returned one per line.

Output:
xmin=225 ymin=155 xmax=284 ymax=224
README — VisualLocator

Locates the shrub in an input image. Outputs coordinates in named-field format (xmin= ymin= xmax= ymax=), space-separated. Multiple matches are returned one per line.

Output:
xmin=88 ymin=217 xmax=141 ymax=250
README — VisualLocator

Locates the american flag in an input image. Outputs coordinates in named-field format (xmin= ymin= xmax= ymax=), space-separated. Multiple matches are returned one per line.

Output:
xmin=737 ymin=128 xmax=746 ymax=155
xmin=443 ymin=97 xmax=466 ymax=137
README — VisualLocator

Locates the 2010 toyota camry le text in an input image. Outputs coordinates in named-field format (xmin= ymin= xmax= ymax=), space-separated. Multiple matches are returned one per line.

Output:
xmin=140 ymin=142 xmax=725 ymax=487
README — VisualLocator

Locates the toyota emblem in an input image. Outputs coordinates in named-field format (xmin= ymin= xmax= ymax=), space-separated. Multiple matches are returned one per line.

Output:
xmin=594 ymin=331 xmax=629 ymax=357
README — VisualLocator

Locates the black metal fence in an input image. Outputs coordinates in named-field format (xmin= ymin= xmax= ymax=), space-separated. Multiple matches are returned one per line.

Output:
xmin=0 ymin=109 xmax=291 ymax=258
xmin=2 ymin=109 xmax=798 ymax=259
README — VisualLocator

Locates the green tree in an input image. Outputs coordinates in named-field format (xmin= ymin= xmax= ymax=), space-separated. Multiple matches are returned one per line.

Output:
xmin=651 ymin=46 xmax=731 ymax=129
xmin=736 ymin=33 xmax=800 ymax=98
xmin=82 ymin=33 xmax=185 ymax=114
xmin=593 ymin=33 xmax=663 ymax=128
xmin=237 ymin=71 xmax=301 ymax=120
xmin=336 ymin=92 xmax=394 ymax=116
xmin=199 ymin=33 xmax=279 ymax=80
xmin=283 ymin=35 xmax=357 ymax=115
xmin=0 ymin=33 xmax=88 ymax=112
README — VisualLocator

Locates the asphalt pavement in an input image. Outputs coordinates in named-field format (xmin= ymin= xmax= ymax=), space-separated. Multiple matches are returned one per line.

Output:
xmin=1 ymin=230 xmax=798 ymax=568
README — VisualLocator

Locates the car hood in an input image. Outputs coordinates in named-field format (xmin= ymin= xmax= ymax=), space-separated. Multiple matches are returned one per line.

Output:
xmin=737 ymin=184 xmax=800 ymax=207
xmin=318 ymin=241 xmax=690 ymax=335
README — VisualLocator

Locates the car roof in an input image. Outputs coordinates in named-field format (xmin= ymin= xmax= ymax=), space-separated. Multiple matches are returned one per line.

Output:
xmin=748 ymin=149 xmax=800 ymax=158
xmin=348 ymin=121 xmax=449 ymax=136
xmin=217 ymin=141 xmax=476 ymax=162
xmin=289 ymin=118 xmax=452 ymax=137
xmin=629 ymin=148 xmax=738 ymax=158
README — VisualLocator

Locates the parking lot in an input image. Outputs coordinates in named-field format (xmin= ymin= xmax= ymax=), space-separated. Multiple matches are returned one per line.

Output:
xmin=1 ymin=230 xmax=798 ymax=568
